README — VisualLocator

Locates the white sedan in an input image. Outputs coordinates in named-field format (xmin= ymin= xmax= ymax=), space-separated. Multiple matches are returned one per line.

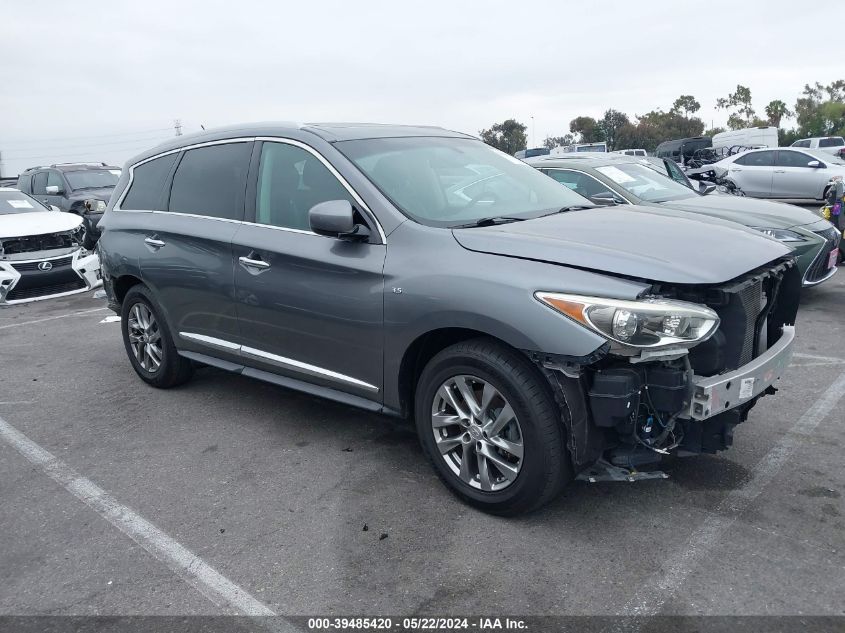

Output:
xmin=0 ymin=187 xmax=101 ymax=304
xmin=714 ymin=148 xmax=845 ymax=200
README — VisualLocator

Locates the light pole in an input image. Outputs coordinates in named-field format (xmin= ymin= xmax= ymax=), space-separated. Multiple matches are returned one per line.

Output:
xmin=531 ymin=116 xmax=535 ymax=148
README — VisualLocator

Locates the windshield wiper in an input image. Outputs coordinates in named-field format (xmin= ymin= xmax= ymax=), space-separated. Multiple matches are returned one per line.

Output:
xmin=451 ymin=216 xmax=527 ymax=228
xmin=535 ymin=205 xmax=594 ymax=218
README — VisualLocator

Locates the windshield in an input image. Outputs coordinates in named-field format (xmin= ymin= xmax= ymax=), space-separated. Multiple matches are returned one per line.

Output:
xmin=595 ymin=163 xmax=696 ymax=203
xmin=0 ymin=190 xmax=49 ymax=214
xmin=336 ymin=137 xmax=593 ymax=227
xmin=64 ymin=169 xmax=120 ymax=191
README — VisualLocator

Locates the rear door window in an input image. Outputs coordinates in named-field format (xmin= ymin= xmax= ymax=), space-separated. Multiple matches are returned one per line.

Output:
xmin=168 ymin=142 xmax=252 ymax=220
xmin=735 ymin=151 xmax=775 ymax=167
xmin=121 ymin=154 xmax=179 ymax=211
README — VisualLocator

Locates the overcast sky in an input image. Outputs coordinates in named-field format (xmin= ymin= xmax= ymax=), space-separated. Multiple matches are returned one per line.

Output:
xmin=1 ymin=0 xmax=842 ymax=176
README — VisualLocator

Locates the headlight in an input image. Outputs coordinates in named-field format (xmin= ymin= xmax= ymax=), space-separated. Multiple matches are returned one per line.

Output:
xmin=535 ymin=292 xmax=720 ymax=351
xmin=751 ymin=227 xmax=804 ymax=242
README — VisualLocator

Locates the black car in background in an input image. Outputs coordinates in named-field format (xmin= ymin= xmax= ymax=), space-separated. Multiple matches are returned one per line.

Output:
xmin=17 ymin=162 xmax=121 ymax=248
xmin=655 ymin=136 xmax=712 ymax=165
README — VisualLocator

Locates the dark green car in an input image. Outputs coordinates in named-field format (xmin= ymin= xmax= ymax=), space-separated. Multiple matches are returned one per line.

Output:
xmin=528 ymin=154 xmax=840 ymax=287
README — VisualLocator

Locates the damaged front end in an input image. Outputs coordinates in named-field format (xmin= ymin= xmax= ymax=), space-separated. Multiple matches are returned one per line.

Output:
xmin=530 ymin=258 xmax=800 ymax=476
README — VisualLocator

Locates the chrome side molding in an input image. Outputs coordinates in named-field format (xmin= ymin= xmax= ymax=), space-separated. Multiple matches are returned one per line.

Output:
xmin=179 ymin=332 xmax=378 ymax=393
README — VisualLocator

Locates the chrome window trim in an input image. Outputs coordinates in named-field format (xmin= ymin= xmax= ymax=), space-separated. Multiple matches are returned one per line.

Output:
xmin=113 ymin=135 xmax=388 ymax=244
xmin=113 ymin=137 xmax=255 ymax=213
xmin=542 ymin=167 xmax=632 ymax=205
xmin=178 ymin=332 xmax=379 ymax=393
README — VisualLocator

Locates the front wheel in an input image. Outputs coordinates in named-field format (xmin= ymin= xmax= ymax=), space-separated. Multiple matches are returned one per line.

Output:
xmin=415 ymin=338 xmax=571 ymax=515
xmin=121 ymin=285 xmax=193 ymax=388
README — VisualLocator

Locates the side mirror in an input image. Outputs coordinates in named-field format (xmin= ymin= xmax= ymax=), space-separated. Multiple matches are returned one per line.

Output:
xmin=807 ymin=160 xmax=823 ymax=168
xmin=699 ymin=182 xmax=717 ymax=195
xmin=309 ymin=200 xmax=371 ymax=241
xmin=589 ymin=191 xmax=622 ymax=206
xmin=45 ymin=185 xmax=63 ymax=195
xmin=50 ymin=205 xmax=61 ymax=212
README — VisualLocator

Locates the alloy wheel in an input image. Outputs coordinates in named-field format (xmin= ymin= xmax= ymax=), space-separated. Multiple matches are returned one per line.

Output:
xmin=127 ymin=303 xmax=163 ymax=373
xmin=431 ymin=374 xmax=524 ymax=492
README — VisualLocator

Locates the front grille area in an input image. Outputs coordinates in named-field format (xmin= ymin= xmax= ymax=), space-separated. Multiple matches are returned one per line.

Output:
xmin=10 ymin=255 xmax=74 ymax=272
xmin=654 ymin=259 xmax=798 ymax=376
xmin=804 ymin=227 xmax=841 ymax=283
xmin=4 ymin=264 xmax=86 ymax=302
xmin=0 ymin=231 xmax=76 ymax=255
xmin=6 ymin=278 xmax=86 ymax=301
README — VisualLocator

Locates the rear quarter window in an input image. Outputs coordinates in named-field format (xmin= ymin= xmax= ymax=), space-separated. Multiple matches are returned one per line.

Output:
xmin=17 ymin=174 xmax=32 ymax=193
xmin=121 ymin=154 xmax=179 ymax=211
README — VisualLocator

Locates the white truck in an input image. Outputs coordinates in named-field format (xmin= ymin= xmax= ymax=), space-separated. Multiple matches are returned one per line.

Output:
xmin=711 ymin=126 xmax=778 ymax=150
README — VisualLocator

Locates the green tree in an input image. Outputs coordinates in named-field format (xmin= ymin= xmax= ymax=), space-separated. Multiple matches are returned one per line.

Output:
xmin=704 ymin=126 xmax=727 ymax=137
xmin=478 ymin=119 xmax=528 ymax=155
xmin=716 ymin=84 xmax=756 ymax=129
xmin=543 ymin=134 xmax=574 ymax=149
xmin=764 ymin=100 xmax=793 ymax=128
xmin=596 ymin=109 xmax=630 ymax=151
xmin=569 ymin=116 xmax=604 ymax=143
xmin=671 ymin=95 xmax=701 ymax=118
xmin=794 ymin=80 xmax=845 ymax=137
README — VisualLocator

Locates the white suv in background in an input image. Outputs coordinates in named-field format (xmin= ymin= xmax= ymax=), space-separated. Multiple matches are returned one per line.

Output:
xmin=791 ymin=136 xmax=845 ymax=155
xmin=0 ymin=187 xmax=101 ymax=304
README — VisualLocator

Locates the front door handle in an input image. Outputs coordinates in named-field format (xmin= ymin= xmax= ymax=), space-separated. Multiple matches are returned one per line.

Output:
xmin=773 ymin=169 xmax=786 ymax=173
xmin=239 ymin=254 xmax=271 ymax=273
xmin=731 ymin=168 xmax=742 ymax=172
xmin=144 ymin=236 xmax=166 ymax=248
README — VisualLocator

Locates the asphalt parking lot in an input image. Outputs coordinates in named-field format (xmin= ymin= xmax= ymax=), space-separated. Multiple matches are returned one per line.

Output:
xmin=1 ymin=271 xmax=844 ymax=620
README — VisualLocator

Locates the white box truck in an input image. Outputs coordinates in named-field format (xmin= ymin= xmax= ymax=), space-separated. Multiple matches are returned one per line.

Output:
xmin=711 ymin=126 xmax=778 ymax=150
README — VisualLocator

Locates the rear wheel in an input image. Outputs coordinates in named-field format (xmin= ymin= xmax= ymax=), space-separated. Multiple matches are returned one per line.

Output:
xmin=415 ymin=338 xmax=571 ymax=515
xmin=121 ymin=285 xmax=193 ymax=388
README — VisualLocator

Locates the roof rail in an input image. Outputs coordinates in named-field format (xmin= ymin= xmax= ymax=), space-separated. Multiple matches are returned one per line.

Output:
xmin=51 ymin=162 xmax=109 ymax=167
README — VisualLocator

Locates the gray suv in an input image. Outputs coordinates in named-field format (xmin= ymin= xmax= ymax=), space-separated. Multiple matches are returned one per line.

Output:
xmin=18 ymin=162 xmax=121 ymax=249
xmin=98 ymin=123 xmax=800 ymax=515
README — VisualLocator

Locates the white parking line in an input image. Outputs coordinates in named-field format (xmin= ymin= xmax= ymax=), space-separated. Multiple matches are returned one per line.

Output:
xmin=0 ymin=307 xmax=109 ymax=330
xmin=0 ymin=415 xmax=278 ymax=618
xmin=792 ymin=352 xmax=845 ymax=364
xmin=622 ymin=367 xmax=845 ymax=616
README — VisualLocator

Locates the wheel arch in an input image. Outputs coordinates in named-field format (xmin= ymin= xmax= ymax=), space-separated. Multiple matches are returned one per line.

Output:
xmin=396 ymin=327 xmax=530 ymax=419
xmin=112 ymin=274 xmax=144 ymax=305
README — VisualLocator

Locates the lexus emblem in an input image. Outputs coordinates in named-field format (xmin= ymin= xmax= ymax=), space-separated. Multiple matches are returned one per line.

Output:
xmin=37 ymin=261 xmax=53 ymax=271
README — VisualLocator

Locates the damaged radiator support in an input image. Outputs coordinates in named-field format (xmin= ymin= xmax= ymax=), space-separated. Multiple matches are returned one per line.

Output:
xmin=531 ymin=258 xmax=800 ymax=483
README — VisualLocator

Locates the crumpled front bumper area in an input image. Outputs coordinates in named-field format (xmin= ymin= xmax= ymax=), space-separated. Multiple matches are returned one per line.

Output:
xmin=688 ymin=325 xmax=795 ymax=420
xmin=0 ymin=250 xmax=102 ymax=304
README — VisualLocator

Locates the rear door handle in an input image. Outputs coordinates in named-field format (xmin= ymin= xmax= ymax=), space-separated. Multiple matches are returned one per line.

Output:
xmin=731 ymin=168 xmax=742 ymax=172
xmin=773 ymin=170 xmax=786 ymax=173
xmin=144 ymin=236 xmax=166 ymax=248
xmin=239 ymin=254 xmax=271 ymax=273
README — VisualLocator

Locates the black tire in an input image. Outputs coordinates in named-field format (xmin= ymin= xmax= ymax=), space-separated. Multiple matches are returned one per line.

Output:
xmin=414 ymin=337 xmax=571 ymax=516
xmin=121 ymin=285 xmax=193 ymax=388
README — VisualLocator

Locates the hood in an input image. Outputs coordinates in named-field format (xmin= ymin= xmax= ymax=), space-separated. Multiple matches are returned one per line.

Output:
xmin=660 ymin=194 xmax=824 ymax=229
xmin=0 ymin=211 xmax=82 ymax=239
xmin=68 ymin=187 xmax=114 ymax=202
xmin=452 ymin=206 xmax=791 ymax=285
